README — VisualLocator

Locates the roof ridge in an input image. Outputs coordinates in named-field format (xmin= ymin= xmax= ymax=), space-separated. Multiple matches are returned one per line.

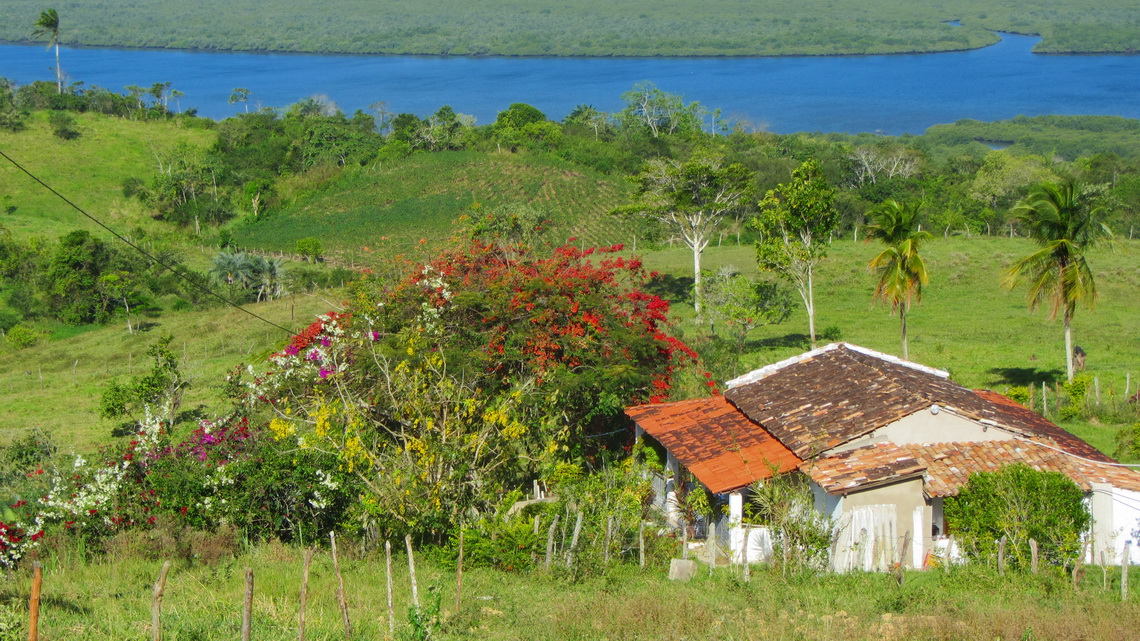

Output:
xmin=725 ymin=342 xmax=948 ymax=389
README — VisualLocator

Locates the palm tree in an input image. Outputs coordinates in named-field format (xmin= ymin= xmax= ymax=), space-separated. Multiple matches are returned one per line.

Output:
xmin=866 ymin=199 xmax=931 ymax=360
xmin=32 ymin=9 xmax=62 ymax=94
xmin=1004 ymin=181 xmax=1111 ymax=382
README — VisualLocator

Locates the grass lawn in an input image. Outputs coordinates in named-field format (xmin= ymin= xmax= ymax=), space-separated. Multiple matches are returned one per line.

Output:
xmin=2 ymin=542 xmax=1138 ymax=641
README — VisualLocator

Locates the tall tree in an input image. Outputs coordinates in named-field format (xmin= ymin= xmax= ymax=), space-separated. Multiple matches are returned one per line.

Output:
xmin=619 ymin=151 xmax=750 ymax=315
xmin=751 ymin=159 xmax=838 ymax=348
xmin=32 ymin=9 xmax=62 ymax=94
xmin=1004 ymin=180 xmax=1111 ymax=382
xmin=865 ymin=199 xmax=932 ymax=360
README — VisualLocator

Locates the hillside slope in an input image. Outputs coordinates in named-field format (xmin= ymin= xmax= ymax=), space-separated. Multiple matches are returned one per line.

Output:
xmin=233 ymin=150 xmax=635 ymax=254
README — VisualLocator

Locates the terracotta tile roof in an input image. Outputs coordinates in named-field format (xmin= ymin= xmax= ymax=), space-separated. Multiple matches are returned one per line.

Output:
xmin=806 ymin=441 xmax=1140 ymax=497
xmin=723 ymin=343 xmax=1114 ymax=462
xmin=802 ymin=444 xmax=926 ymax=495
xmin=969 ymin=390 xmax=1112 ymax=462
xmin=626 ymin=396 xmax=801 ymax=494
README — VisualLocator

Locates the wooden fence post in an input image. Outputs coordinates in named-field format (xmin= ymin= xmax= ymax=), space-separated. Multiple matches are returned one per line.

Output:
xmin=708 ymin=522 xmax=717 ymax=575
xmin=682 ymin=525 xmax=688 ymax=560
xmin=997 ymin=536 xmax=1007 ymax=575
xmin=1123 ymin=541 xmax=1132 ymax=601
xmin=385 ymin=541 xmax=395 ymax=639
xmin=151 ymin=561 xmax=172 ymax=641
xmin=1030 ymin=539 xmax=1039 ymax=574
xmin=565 ymin=510 xmax=584 ymax=569
xmin=1102 ymin=551 xmax=1108 ymax=591
xmin=241 ymin=568 xmax=254 ymax=641
xmin=639 ymin=521 xmax=646 ymax=570
xmin=544 ymin=515 xmax=560 ymax=572
xmin=330 ymin=533 xmax=351 ymax=640
xmin=299 ymin=548 xmax=313 ymax=641
xmin=405 ymin=534 xmax=419 ymax=608
xmin=1042 ymin=381 xmax=1048 ymax=415
xmin=1073 ymin=542 xmax=1087 ymax=590
xmin=27 ymin=562 xmax=42 ymax=641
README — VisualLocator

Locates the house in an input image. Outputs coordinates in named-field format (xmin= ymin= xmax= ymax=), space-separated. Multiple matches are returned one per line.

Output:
xmin=626 ymin=343 xmax=1140 ymax=572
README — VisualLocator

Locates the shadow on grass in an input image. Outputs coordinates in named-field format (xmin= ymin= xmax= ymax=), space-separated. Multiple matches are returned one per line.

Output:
xmin=42 ymin=594 xmax=91 ymax=614
xmin=987 ymin=366 xmax=1064 ymax=387
xmin=645 ymin=273 xmax=692 ymax=304
xmin=751 ymin=333 xmax=812 ymax=351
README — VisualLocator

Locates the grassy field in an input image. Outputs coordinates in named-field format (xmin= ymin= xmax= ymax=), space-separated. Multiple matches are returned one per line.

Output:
xmin=0 ymin=293 xmax=332 ymax=452
xmin=234 ymin=150 xmax=635 ymax=255
xmin=0 ymin=112 xmax=213 ymax=239
xmin=4 ymin=234 xmax=1136 ymax=458
xmin=4 ymin=0 xmax=1138 ymax=56
xmin=1 ymin=542 xmax=1138 ymax=641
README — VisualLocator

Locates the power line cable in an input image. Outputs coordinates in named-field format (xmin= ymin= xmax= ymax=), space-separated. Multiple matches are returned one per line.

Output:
xmin=0 ymin=148 xmax=297 ymax=336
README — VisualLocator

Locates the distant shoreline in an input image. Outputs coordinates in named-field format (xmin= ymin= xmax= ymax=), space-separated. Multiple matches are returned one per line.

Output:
xmin=4 ymin=32 xmax=1134 ymax=60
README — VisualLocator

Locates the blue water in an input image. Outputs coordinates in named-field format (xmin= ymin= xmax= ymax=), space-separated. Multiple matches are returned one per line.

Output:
xmin=1 ymin=34 xmax=1137 ymax=134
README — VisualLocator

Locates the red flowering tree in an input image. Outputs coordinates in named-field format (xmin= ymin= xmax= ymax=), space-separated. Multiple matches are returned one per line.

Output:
xmin=250 ymin=235 xmax=707 ymax=537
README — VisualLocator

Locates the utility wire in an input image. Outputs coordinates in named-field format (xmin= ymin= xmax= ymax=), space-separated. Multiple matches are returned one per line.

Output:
xmin=0 ymin=148 xmax=297 ymax=336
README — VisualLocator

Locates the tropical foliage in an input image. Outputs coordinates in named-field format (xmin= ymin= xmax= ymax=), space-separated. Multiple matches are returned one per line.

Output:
xmin=865 ymin=199 xmax=932 ymax=360
xmin=1004 ymin=181 xmax=1112 ymax=381
xmin=240 ymin=232 xmax=703 ymax=538
xmin=752 ymin=159 xmax=839 ymax=348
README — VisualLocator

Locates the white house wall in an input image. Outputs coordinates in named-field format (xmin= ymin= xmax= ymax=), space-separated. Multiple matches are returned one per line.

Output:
xmin=837 ymin=406 xmax=1013 ymax=453
xmin=1089 ymin=483 xmax=1140 ymax=565
xmin=829 ymin=476 xmax=929 ymax=572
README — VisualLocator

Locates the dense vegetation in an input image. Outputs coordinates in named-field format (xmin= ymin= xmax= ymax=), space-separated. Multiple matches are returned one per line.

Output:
xmin=0 ymin=72 xmax=1138 ymax=639
xmin=4 ymin=0 xmax=1139 ymax=56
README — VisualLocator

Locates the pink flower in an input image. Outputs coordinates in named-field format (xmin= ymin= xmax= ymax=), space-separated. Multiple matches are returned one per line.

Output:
xmin=285 ymin=345 xmax=300 ymax=356
xmin=308 ymin=350 xmax=322 ymax=362
xmin=319 ymin=368 xmax=333 ymax=379
xmin=370 ymin=331 xmax=381 ymax=342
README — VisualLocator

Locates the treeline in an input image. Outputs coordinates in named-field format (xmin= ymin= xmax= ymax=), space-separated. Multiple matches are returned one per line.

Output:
xmin=5 ymin=76 xmax=1140 ymax=343
xmin=4 ymin=0 xmax=1137 ymax=57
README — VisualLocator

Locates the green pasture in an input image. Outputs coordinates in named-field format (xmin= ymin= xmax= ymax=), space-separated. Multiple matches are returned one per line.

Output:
xmin=0 ymin=294 xmax=331 ymax=452
xmin=639 ymin=237 xmax=1140 ymax=392
xmin=0 ymin=111 xmax=213 ymax=239
xmin=4 ymin=0 xmax=1138 ymax=56
xmin=1 ymin=542 xmax=1138 ymax=641
xmin=640 ymin=236 xmax=1140 ymax=453
xmin=233 ymin=150 xmax=635 ymax=254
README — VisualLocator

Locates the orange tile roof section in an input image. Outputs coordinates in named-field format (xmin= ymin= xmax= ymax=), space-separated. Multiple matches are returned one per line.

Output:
xmin=626 ymin=396 xmax=802 ymax=494
xmin=806 ymin=441 xmax=1140 ymax=497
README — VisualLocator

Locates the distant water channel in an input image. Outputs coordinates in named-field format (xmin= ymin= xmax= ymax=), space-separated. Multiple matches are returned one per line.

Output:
xmin=2 ymin=33 xmax=1137 ymax=134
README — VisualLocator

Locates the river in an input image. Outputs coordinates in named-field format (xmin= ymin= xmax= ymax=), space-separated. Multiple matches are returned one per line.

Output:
xmin=1 ymin=33 xmax=1137 ymax=134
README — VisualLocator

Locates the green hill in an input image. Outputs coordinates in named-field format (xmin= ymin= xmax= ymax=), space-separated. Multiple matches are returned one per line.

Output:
xmin=233 ymin=150 xmax=636 ymax=255
xmin=0 ymin=111 xmax=214 ymax=239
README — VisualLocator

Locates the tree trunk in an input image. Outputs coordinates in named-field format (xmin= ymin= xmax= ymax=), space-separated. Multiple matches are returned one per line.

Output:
xmin=692 ymin=245 xmax=703 ymax=316
xmin=54 ymin=43 xmax=61 ymax=94
xmin=806 ymin=267 xmax=817 ymax=348
xmin=900 ymin=306 xmax=908 ymax=360
xmin=1064 ymin=309 xmax=1074 ymax=383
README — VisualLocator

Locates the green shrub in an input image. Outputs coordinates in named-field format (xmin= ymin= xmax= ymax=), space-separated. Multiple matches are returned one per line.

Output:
xmin=1114 ymin=423 xmax=1140 ymax=461
xmin=47 ymin=110 xmax=80 ymax=140
xmin=1006 ymin=386 xmax=1030 ymax=405
xmin=4 ymin=323 xmax=39 ymax=349
xmin=944 ymin=464 xmax=1089 ymax=569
